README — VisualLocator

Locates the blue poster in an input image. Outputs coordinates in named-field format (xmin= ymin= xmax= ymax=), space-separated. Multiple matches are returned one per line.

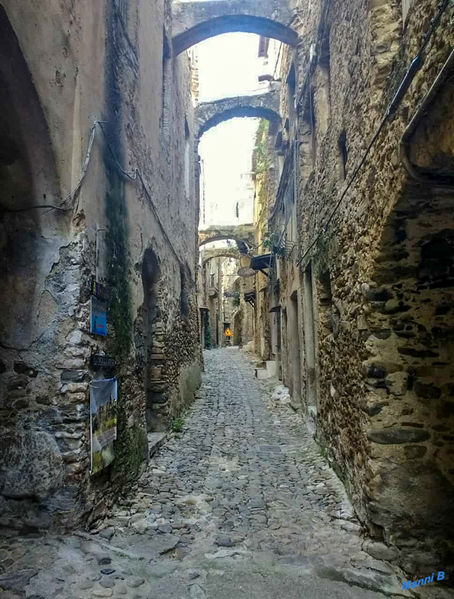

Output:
xmin=90 ymin=296 xmax=107 ymax=336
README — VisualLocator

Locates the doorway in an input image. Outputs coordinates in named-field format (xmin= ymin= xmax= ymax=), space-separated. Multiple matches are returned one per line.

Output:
xmin=141 ymin=248 xmax=163 ymax=431
xmin=303 ymin=264 xmax=317 ymax=430
xmin=287 ymin=291 xmax=302 ymax=407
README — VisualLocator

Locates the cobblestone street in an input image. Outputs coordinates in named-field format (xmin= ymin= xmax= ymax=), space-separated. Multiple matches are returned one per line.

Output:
xmin=1 ymin=349 xmax=450 ymax=598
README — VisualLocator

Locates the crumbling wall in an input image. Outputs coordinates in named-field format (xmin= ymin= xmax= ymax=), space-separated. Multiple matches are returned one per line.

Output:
xmin=0 ymin=0 xmax=201 ymax=530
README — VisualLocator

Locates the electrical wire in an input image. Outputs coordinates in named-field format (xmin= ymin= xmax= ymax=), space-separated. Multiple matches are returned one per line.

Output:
xmin=1 ymin=120 xmax=102 ymax=215
xmin=3 ymin=115 xmax=186 ymax=266
xmin=95 ymin=121 xmax=184 ymax=266
xmin=295 ymin=0 xmax=452 ymax=268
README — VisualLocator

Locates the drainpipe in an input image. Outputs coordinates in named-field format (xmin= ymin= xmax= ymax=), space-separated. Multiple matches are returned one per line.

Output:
xmin=400 ymin=49 xmax=454 ymax=189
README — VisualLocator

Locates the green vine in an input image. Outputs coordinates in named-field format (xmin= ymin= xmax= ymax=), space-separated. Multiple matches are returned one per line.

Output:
xmin=105 ymin=175 xmax=133 ymax=360
xmin=254 ymin=119 xmax=270 ymax=175
xmin=262 ymin=232 xmax=286 ymax=257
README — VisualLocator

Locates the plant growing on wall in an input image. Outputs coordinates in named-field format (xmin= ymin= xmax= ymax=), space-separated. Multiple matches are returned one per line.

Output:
xmin=262 ymin=232 xmax=286 ymax=257
xmin=105 ymin=178 xmax=133 ymax=360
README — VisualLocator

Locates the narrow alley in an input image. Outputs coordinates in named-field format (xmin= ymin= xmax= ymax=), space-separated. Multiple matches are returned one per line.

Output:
xmin=0 ymin=349 xmax=448 ymax=598
xmin=1 ymin=0 xmax=453 ymax=596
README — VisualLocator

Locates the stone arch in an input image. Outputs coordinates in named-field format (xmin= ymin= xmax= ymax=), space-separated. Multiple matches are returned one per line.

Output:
xmin=199 ymin=225 xmax=255 ymax=252
xmin=199 ymin=235 xmax=250 ymax=253
xmin=197 ymin=89 xmax=281 ymax=137
xmin=0 ymin=6 xmax=64 ymax=350
xmin=201 ymin=249 xmax=241 ymax=265
xmin=172 ymin=11 xmax=298 ymax=56
xmin=200 ymin=105 xmax=280 ymax=137
xmin=363 ymin=181 xmax=454 ymax=566
xmin=0 ymin=5 xmax=69 ymax=523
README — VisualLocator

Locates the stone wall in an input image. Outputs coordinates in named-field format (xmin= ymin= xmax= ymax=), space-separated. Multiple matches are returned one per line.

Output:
xmin=263 ymin=0 xmax=454 ymax=574
xmin=0 ymin=0 xmax=201 ymax=530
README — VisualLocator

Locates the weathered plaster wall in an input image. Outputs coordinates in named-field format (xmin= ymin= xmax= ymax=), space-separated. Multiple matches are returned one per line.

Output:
xmin=0 ymin=0 xmax=201 ymax=530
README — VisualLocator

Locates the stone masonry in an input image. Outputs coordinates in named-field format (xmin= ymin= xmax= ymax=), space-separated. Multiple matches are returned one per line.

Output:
xmin=255 ymin=0 xmax=454 ymax=576
xmin=0 ymin=0 xmax=201 ymax=530
xmin=196 ymin=85 xmax=281 ymax=137
xmin=3 ymin=348 xmax=450 ymax=598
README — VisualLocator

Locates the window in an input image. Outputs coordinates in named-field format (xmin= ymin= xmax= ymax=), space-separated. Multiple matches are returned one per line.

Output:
xmin=180 ymin=265 xmax=189 ymax=317
xmin=287 ymin=63 xmax=297 ymax=130
xmin=338 ymin=131 xmax=348 ymax=181
xmin=184 ymin=118 xmax=192 ymax=197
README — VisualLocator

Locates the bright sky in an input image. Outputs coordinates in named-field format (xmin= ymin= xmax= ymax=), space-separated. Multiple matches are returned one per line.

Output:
xmin=197 ymin=33 xmax=266 ymax=229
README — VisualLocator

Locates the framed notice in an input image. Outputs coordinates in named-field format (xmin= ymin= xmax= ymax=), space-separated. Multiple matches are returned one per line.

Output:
xmin=90 ymin=296 xmax=107 ymax=336
xmin=90 ymin=378 xmax=118 ymax=474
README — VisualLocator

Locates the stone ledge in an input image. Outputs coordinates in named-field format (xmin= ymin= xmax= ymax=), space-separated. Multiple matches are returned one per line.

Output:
xmin=147 ymin=432 xmax=167 ymax=459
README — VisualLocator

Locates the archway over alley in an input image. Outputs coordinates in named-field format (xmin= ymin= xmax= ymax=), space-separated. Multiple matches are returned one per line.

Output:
xmin=172 ymin=0 xmax=298 ymax=55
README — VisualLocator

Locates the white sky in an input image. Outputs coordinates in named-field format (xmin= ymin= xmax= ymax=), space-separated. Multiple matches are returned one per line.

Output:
xmin=196 ymin=33 xmax=266 ymax=229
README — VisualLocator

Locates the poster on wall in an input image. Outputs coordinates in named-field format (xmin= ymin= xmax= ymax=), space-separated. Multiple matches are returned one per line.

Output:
xmin=90 ymin=378 xmax=118 ymax=474
xmin=90 ymin=296 xmax=107 ymax=336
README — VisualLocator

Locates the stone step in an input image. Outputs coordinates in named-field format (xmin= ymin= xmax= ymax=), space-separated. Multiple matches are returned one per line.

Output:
xmin=147 ymin=432 xmax=166 ymax=459
xmin=255 ymin=360 xmax=277 ymax=379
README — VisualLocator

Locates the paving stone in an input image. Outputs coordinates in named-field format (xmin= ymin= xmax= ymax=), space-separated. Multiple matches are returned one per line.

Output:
xmin=127 ymin=576 xmax=145 ymax=588
xmin=2 ymin=349 xmax=444 ymax=598
xmin=0 ymin=569 xmax=38 ymax=592
xmin=92 ymin=587 xmax=113 ymax=597
xmin=189 ymin=583 xmax=206 ymax=599
xmin=78 ymin=579 xmax=94 ymax=590
xmin=114 ymin=582 xmax=128 ymax=595
xmin=215 ymin=535 xmax=233 ymax=547
xmin=100 ymin=576 xmax=116 ymax=588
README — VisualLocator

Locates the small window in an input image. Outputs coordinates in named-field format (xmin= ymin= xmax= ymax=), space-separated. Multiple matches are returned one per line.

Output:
xmin=180 ymin=265 xmax=189 ymax=317
xmin=287 ymin=63 xmax=297 ymax=126
xmin=338 ymin=131 xmax=348 ymax=180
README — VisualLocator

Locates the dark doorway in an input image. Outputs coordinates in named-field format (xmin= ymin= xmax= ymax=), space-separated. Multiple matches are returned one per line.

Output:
xmin=141 ymin=248 xmax=162 ymax=431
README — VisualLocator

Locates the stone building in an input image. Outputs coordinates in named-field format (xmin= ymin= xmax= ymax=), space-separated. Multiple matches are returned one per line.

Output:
xmin=251 ymin=0 xmax=454 ymax=574
xmin=0 ymin=0 xmax=201 ymax=530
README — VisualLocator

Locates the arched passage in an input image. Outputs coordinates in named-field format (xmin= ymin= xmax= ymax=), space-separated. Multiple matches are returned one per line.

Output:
xmin=201 ymin=249 xmax=241 ymax=265
xmin=363 ymin=180 xmax=454 ymax=564
xmin=199 ymin=235 xmax=250 ymax=253
xmin=199 ymin=106 xmax=280 ymax=137
xmin=141 ymin=248 xmax=166 ymax=432
xmin=0 ymin=6 xmax=73 ymax=527
xmin=173 ymin=15 xmax=298 ymax=55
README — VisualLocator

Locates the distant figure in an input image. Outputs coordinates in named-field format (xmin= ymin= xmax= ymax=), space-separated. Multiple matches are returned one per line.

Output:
xmin=224 ymin=327 xmax=232 ymax=345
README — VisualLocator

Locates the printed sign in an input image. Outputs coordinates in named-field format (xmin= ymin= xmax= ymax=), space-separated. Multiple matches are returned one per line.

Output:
xmin=91 ymin=277 xmax=109 ymax=301
xmin=90 ymin=296 xmax=107 ymax=336
xmin=90 ymin=378 xmax=118 ymax=474
xmin=90 ymin=355 xmax=116 ymax=370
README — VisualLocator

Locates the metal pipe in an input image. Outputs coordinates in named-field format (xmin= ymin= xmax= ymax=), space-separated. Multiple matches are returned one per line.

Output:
xmin=400 ymin=49 xmax=454 ymax=189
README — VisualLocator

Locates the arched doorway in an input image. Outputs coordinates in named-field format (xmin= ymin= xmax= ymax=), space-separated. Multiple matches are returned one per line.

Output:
xmin=199 ymin=106 xmax=280 ymax=138
xmin=364 ymin=180 xmax=454 ymax=566
xmin=141 ymin=248 xmax=166 ymax=431
xmin=0 ymin=6 xmax=70 ymax=525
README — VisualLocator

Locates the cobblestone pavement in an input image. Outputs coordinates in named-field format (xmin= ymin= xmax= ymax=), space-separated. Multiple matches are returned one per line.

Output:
xmin=1 ymin=348 xmax=452 ymax=599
